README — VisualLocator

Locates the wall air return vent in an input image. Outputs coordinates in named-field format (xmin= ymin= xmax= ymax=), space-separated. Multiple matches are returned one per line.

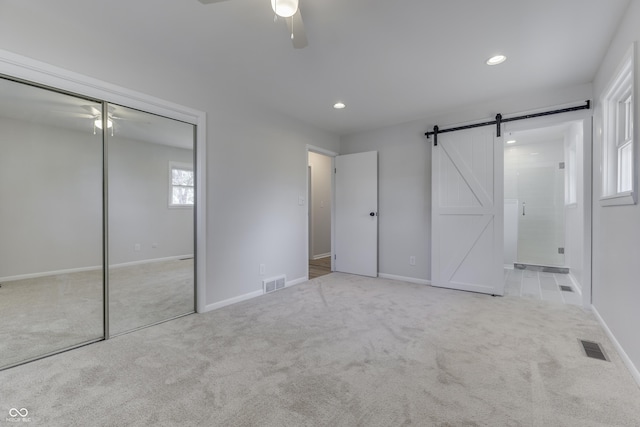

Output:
xmin=263 ymin=275 xmax=286 ymax=294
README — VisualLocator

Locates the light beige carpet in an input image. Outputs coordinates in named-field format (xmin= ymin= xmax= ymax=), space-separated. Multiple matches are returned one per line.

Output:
xmin=0 ymin=258 xmax=194 ymax=368
xmin=0 ymin=273 xmax=639 ymax=426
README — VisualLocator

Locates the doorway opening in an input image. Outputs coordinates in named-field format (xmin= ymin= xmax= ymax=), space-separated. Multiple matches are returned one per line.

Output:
xmin=503 ymin=119 xmax=587 ymax=306
xmin=308 ymin=151 xmax=333 ymax=279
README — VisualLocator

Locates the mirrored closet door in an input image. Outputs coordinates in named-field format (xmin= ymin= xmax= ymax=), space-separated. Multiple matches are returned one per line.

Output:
xmin=0 ymin=78 xmax=105 ymax=368
xmin=0 ymin=78 xmax=197 ymax=370
xmin=107 ymin=104 xmax=195 ymax=335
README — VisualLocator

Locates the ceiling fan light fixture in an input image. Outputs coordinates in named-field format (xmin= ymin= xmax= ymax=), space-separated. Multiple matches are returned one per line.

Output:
xmin=95 ymin=118 xmax=113 ymax=129
xmin=271 ymin=0 xmax=298 ymax=18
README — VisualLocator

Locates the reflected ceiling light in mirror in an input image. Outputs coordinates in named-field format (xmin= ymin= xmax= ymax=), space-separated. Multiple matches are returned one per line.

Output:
xmin=93 ymin=116 xmax=114 ymax=136
xmin=486 ymin=55 xmax=507 ymax=66
xmin=271 ymin=0 xmax=298 ymax=18
xmin=94 ymin=118 xmax=113 ymax=129
xmin=506 ymin=139 xmax=516 ymax=144
xmin=333 ymin=102 xmax=346 ymax=110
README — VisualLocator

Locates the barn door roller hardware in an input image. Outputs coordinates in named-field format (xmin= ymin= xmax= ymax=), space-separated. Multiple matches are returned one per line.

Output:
xmin=426 ymin=100 xmax=590 ymax=146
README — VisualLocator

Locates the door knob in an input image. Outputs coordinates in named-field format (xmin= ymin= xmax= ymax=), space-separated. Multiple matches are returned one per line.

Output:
xmin=370 ymin=212 xmax=376 ymax=217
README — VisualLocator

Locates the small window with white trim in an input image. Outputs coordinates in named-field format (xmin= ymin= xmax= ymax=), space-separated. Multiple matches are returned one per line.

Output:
xmin=169 ymin=162 xmax=194 ymax=207
xmin=601 ymin=44 xmax=636 ymax=206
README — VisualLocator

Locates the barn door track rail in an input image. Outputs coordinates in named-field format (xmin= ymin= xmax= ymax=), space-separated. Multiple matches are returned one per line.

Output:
xmin=426 ymin=100 xmax=590 ymax=146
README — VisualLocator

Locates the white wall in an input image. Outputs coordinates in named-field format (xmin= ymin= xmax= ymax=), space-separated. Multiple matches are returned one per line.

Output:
xmin=591 ymin=0 xmax=640 ymax=382
xmin=308 ymin=152 xmax=332 ymax=259
xmin=340 ymin=84 xmax=593 ymax=283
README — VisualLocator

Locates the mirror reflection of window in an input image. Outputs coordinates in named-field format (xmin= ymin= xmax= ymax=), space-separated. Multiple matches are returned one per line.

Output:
xmin=170 ymin=162 xmax=195 ymax=207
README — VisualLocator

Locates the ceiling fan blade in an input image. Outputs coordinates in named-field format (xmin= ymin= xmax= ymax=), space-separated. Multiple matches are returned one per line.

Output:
xmin=286 ymin=9 xmax=308 ymax=49
xmin=51 ymin=110 xmax=94 ymax=119
xmin=198 ymin=0 xmax=231 ymax=4
xmin=82 ymin=105 xmax=101 ymax=116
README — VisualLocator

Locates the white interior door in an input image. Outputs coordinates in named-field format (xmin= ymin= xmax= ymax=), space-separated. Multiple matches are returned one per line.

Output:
xmin=431 ymin=127 xmax=504 ymax=295
xmin=335 ymin=151 xmax=378 ymax=277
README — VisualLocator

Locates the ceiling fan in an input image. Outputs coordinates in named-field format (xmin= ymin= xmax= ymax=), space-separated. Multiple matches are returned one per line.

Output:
xmin=79 ymin=105 xmax=126 ymax=135
xmin=198 ymin=0 xmax=308 ymax=49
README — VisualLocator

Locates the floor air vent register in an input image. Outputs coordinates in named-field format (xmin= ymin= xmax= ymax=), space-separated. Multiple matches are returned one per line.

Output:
xmin=579 ymin=340 xmax=608 ymax=361
xmin=263 ymin=275 xmax=286 ymax=294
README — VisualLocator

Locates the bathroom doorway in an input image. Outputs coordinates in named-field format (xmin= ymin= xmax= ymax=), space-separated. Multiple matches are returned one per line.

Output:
xmin=503 ymin=118 xmax=589 ymax=305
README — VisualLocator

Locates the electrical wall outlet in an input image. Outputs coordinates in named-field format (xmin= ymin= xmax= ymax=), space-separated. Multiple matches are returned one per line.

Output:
xmin=409 ymin=256 xmax=416 ymax=266
xmin=259 ymin=264 xmax=266 ymax=275
xmin=134 ymin=243 xmax=141 ymax=251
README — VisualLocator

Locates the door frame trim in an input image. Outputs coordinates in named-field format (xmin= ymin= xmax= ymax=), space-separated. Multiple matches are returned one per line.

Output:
xmin=306 ymin=145 xmax=338 ymax=277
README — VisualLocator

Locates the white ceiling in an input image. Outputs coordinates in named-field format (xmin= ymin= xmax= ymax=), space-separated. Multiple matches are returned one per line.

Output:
xmin=0 ymin=0 xmax=631 ymax=136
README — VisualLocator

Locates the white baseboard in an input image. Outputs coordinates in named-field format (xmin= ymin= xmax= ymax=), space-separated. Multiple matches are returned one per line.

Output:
xmin=0 ymin=254 xmax=194 ymax=283
xmin=110 ymin=254 xmax=194 ymax=269
xmin=592 ymin=305 xmax=640 ymax=388
xmin=378 ymin=273 xmax=431 ymax=286
xmin=312 ymin=253 xmax=331 ymax=260
xmin=203 ymin=276 xmax=310 ymax=313
xmin=0 ymin=265 xmax=101 ymax=283
xmin=568 ymin=272 xmax=583 ymax=297
xmin=285 ymin=276 xmax=308 ymax=288
xmin=203 ymin=290 xmax=263 ymax=312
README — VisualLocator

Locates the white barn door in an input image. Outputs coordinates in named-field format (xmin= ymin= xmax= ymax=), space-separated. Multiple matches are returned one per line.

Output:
xmin=431 ymin=127 xmax=504 ymax=295
xmin=335 ymin=151 xmax=378 ymax=277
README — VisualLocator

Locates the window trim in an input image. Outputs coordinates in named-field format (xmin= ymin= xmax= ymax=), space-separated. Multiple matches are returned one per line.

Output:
xmin=599 ymin=43 xmax=636 ymax=207
xmin=169 ymin=161 xmax=194 ymax=208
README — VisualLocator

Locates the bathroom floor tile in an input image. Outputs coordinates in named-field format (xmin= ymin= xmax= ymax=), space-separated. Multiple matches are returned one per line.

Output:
xmin=504 ymin=268 xmax=582 ymax=308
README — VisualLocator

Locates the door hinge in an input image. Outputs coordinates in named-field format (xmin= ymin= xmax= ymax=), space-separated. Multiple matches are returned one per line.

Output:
xmin=334 ymin=254 xmax=336 ymax=260
xmin=334 ymin=168 xmax=337 ymax=173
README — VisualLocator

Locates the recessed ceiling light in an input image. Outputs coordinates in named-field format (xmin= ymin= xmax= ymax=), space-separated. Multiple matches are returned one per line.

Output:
xmin=506 ymin=140 xmax=516 ymax=144
xmin=486 ymin=55 xmax=507 ymax=66
xmin=333 ymin=102 xmax=346 ymax=109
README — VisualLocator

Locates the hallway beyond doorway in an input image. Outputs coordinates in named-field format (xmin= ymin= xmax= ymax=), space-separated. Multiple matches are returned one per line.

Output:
xmin=309 ymin=257 xmax=331 ymax=279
